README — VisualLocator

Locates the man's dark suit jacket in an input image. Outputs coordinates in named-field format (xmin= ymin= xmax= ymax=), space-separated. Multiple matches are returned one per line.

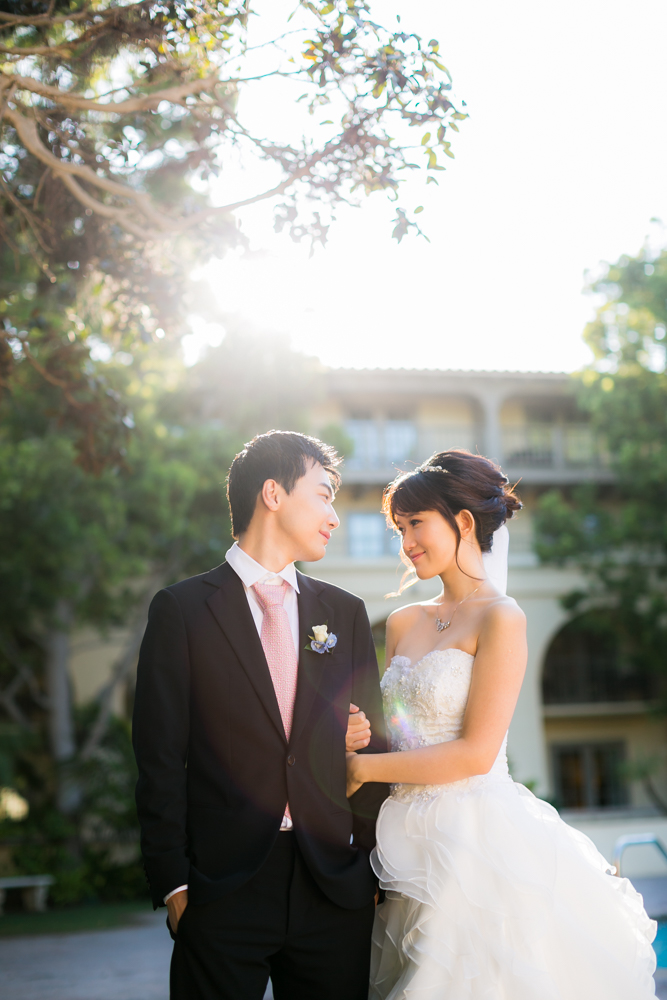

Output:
xmin=132 ymin=562 xmax=389 ymax=911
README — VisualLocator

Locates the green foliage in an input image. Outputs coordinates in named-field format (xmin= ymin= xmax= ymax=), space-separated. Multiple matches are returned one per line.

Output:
xmin=0 ymin=326 xmax=237 ymax=616
xmin=0 ymin=724 xmax=34 ymax=786
xmin=0 ymin=0 xmax=458 ymax=886
xmin=619 ymin=753 xmax=667 ymax=815
xmin=318 ymin=422 xmax=354 ymax=463
xmin=2 ymin=709 xmax=150 ymax=903
xmin=175 ymin=320 xmax=317 ymax=441
xmin=535 ymin=239 xmax=667 ymax=694
xmin=1 ymin=0 xmax=465 ymax=466
xmin=0 ymin=319 xmax=332 ymax=890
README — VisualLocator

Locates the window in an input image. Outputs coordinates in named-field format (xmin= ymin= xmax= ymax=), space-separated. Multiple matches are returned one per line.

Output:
xmin=348 ymin=513 xmax=400 ymax=559
xmin=344 ymin=418 xmax=417 ymax=469
xmin=552 ymin=742 xmax=627 ymax=810
xmin=384 ymin=421 xmax=417 ymax=465
xmin=345 ymin=420 xmax=381 ymax=469
xmin=349 ymin=514 xmax=385 ymax=558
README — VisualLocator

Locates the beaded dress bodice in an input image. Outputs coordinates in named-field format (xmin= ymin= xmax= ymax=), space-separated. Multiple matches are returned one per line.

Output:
xmin=381 ymin=648 xmax=510 ymax=802
xmin=372 ymin=645 xmax=658 ymax=1000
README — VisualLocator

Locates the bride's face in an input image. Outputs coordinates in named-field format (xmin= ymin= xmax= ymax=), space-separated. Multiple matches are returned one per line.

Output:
xmin=394 ymin=509 xmax=470 ymax=579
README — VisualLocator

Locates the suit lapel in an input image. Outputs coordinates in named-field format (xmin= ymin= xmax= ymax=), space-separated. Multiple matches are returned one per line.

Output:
xmin=204 ymin=563 xmax=287 ymax=743
xmin=290 ymin=572 xmax=334 ymax=746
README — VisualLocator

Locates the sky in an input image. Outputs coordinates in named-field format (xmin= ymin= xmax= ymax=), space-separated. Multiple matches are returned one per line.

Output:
xmin=186 ymin=1 xmax=667 ymax=373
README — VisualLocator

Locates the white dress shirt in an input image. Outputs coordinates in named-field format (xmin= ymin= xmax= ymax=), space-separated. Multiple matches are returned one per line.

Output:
xmin=164 ymin=543 xmax=300 ymax=904
xmin=225 ymin=541 xmax=300 ymax=652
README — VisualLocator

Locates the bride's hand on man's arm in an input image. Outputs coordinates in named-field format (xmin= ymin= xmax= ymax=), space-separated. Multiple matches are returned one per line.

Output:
xmin=349 ymin=603 xmax=528 ymax=788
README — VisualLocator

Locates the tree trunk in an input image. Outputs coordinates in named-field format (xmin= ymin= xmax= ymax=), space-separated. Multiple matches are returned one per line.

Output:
xmin=80 ymin=561 xmax=179 ymax=760
xmin=45 ymin=599 xmax=79 ymax=814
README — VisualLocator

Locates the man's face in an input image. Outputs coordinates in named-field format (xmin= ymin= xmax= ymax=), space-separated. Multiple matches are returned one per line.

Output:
xmin=276 ymin=461 xmax=340 ymax=562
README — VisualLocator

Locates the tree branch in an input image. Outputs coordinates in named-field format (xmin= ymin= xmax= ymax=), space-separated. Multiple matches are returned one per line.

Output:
xmin=4 ymin=107 xmax=170 ymax=229
xmin=0 ymin=7 xmax=144 ymax=58
xmin=4 ymin=71 xmax=222 ymax=114
xmin=79 ymin=566 xmax=174 ymax=760
xmin=3 ymin=103 xmax=335 ymax=239
xmin=0 ymin=0 xmax=153 ymax=28
xmin=4 ymin=86 xmax=401 ymax=245
xmin=0 ymin=171 xmax=52 ymax=254
xmin=0 ymin=10 xmax=89 ymax=26
xmin=175 ymin=121 xmax=359 ymax=227
xmin=0 ymin=634 xmax=48 ymax=727
xmin=17 ymin=336 xmax=86 ymax=409
xmin=0 ymin=44 xmax=75 ymax=56
xmin=0 ymin=670 xmax=34 ymax=730
xmin=59 ymin=173 xmax=159 ymax=241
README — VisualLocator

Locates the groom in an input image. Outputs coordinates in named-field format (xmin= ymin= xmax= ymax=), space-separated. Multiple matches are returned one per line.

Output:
xmin=132 ymin=430 xmax=388 ymax=1000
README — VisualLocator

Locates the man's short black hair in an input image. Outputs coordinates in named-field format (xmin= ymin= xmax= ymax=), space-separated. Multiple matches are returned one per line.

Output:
xmin=226 ymin=430 xmax=342 ymax=538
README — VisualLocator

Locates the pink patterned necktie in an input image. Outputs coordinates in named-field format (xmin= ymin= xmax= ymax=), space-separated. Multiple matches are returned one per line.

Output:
xmin=252 ymin=580 xmax=298 ymax=741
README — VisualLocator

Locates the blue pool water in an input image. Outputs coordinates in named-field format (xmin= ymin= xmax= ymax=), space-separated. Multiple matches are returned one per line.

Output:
xmin=655 ymin=922 xmax=667 ymax=968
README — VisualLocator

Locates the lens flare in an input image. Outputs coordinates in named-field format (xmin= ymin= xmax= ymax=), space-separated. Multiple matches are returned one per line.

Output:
xmin=388 ymin=700 xmax=422 ymax=750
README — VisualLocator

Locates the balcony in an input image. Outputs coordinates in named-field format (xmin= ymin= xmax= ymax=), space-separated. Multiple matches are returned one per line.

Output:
xmin=343 ymin=420 xmax=477 ymax=482
xmin=341 ymin=420 xmax=610 ymax=485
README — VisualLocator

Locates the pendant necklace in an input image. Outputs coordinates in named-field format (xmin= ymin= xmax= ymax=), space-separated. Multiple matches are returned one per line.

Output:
xmin=435 ymin=586 xmax=480 ymax=632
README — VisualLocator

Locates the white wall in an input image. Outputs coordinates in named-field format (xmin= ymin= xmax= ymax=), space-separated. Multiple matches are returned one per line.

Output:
xmin=506 ymin=563 xmax=585 ymax=796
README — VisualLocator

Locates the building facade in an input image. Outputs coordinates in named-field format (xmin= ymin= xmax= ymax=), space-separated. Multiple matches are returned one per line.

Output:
xmin=68 ymin=366 xmax=667 ymax=874
xmin=303 ymin=368 xmax=667 ymax=870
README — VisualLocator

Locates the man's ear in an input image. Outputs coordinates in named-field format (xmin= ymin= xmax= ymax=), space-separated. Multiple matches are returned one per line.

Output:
xmin=260 ymin=478 xmax=281 ymax=512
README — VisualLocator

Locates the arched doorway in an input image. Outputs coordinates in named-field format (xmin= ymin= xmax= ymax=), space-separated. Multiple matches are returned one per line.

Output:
xmin=542 ymin=612 xmax=655 ymax=706
xmin=542 ymin=613 xmax=656 ymax=811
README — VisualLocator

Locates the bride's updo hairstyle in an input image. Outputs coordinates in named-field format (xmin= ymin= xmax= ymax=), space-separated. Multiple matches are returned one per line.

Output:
xmin=382 ymin=450 xmax=521 ymax=588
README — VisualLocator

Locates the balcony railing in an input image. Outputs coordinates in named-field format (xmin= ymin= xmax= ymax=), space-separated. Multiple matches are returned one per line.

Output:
xmin=501 ymin=424 xmax=607 ymax=469
xmin=343 ymin=420 xmax=607 ymax=474
xmin=344 ymin=421 xmax=477 ymax=471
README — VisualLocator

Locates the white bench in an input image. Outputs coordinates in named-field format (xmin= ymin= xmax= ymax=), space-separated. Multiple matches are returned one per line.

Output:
xmin=0 ymin=875 xmax=54 ymax=914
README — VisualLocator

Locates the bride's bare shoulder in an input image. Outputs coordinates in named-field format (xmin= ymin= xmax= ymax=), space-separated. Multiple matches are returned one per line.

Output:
xmin=386 ymin=600 xmax=430 ymax=639
xmin=481 ymin=593 xmax=526 ymax=632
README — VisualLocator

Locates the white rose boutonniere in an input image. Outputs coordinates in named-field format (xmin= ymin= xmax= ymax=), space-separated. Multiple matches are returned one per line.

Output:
xmin=307 ymin=623 xmax=338 ymax=654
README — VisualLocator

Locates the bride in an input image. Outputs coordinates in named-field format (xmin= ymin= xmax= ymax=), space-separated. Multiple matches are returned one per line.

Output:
xmin=346 ymin=450 xmax=657 ymax=1000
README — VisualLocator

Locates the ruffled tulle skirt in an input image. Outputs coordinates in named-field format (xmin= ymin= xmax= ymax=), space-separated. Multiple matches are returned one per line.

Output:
xmin=370 ymin=775 xmax=657 ymax=999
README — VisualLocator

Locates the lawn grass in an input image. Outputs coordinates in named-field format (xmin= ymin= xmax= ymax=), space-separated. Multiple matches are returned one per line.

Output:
xmin=0 ymin=900 xmax=153 ymax=937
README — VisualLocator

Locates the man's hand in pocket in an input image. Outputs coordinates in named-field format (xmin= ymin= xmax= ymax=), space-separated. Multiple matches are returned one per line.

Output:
xmin=167 ymin=889 xmax=188 ymax=933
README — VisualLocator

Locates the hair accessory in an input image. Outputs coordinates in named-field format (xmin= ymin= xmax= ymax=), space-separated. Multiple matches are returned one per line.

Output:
xmin=420 ymin=465 xmax=449 ymax=474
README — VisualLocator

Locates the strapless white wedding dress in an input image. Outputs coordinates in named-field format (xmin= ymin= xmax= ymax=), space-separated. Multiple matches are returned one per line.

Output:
xmin=370 ymin=648 xmax=657 ymax=999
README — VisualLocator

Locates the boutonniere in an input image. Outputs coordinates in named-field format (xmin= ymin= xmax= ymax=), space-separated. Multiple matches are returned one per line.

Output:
xmin=306 ymin=623 xmax=338 ymax=654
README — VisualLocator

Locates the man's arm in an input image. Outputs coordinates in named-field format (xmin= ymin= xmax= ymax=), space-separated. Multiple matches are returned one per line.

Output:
xmin=348 ymin=599 xmax=389 ymax=853
xmin=132 ymin=588 xmax=191 ymax=910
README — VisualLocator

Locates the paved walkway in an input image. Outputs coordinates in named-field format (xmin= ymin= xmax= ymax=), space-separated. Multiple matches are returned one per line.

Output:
xmin=0 ymin=911 xmax=273 ymax=1000
xmin=0 ymin=907 xmax=663 ymax=999
xmin=1 ymin=911 xmax=171 ymax=1000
